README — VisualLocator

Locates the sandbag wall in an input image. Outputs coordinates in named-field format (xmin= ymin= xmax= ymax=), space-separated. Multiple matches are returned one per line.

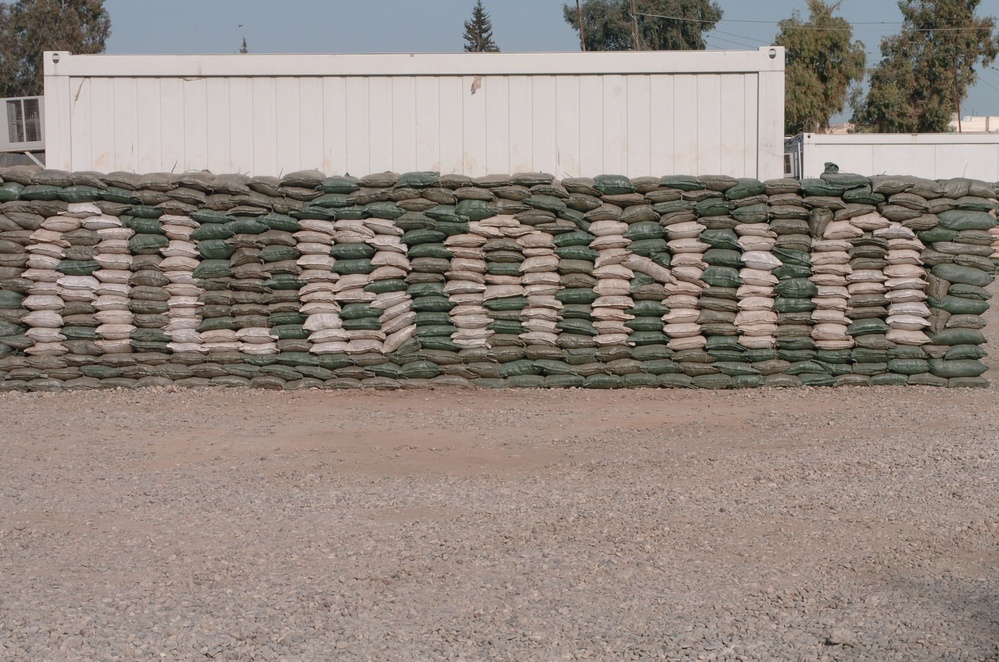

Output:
xmin=0 ymin=166 xmax=995 ymax=391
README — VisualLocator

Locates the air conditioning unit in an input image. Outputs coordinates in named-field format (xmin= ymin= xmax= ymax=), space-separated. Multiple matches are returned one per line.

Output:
xmin=1 ymin=96 xmax=45 ymax=153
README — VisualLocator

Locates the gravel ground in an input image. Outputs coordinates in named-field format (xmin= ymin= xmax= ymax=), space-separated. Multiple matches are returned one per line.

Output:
xmin=1 ymin=289 xmax=998 ymax=661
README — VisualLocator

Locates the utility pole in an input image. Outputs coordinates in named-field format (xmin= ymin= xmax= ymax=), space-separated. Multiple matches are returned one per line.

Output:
xmin=630 ymin=0 xmax=641 ymax=50
xmin=576 ymin=0 xmax=587 ymax=51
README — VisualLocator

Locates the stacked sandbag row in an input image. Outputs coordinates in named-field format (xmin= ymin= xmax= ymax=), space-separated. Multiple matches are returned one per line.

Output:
xmin=0 ymin=165 xmax=994 ymax=391
xmin=916 ymin=177 xmax=998 ymax=387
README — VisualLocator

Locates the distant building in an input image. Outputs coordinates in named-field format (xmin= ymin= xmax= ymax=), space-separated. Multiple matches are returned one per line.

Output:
xmin=948 ymin=115 xmax=999 ymax=133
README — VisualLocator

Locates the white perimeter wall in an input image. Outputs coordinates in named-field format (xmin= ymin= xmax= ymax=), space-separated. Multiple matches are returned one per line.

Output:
xmin=797 ymin=133 xmax=999 ymax=181
xmin=44 ymin=48 xmax=784 ymax=180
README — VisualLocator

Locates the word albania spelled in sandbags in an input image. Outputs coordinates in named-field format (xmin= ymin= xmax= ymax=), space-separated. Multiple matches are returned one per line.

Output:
xmin=0 ymin=165 xmax=994 ymax=391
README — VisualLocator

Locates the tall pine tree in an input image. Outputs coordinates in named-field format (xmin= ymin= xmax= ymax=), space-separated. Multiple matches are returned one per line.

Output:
xmin=463 ymin=0 xmax=500 ymax=53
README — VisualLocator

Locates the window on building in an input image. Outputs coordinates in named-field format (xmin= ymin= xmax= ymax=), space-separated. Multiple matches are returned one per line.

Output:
xmin=6 ymin=98 xmax=42 ymax=144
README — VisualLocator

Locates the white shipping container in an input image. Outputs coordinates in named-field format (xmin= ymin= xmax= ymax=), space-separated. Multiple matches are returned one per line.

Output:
xmin=786 ymin=132 xmax=999 ymax=181
xmin=44 ymin=48 xmax=785 ymax=179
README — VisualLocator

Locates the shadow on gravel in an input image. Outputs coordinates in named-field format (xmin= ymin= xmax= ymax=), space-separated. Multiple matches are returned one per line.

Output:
xmin=888 ymin=573 xmax=999 ymax=657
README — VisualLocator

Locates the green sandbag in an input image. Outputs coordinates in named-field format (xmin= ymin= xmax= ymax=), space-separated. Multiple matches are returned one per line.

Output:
xmin=331 ymin=259 xmax=375 ymax=275
xmin=628 ymin=301 xmax=669 ymax=317
xmin=692 ymin=374 xmax=732 ymax=389
xmin=271 ymin=325 xmax=309 ymax=340
xmin=641 ymin=359 xmax=679 ymax=375
xmin=308 ymin=192 xmax=354 ymax=211
xmin=20 ymin=184 xmax=63 ymax=201
xmin=918 ymin=227 xmax=959 ymax=243
xmin=225 ymin=218 xmax=267 ymax=235
xmin=129 ymin=205 xmax=165 ymax=219
xmin=56 ymin=259 xmax=100 ymax=276
xmin=342 ymin=317 xmax=382 ymax=331
xmin=556 ymin=288 xmax=599 ymax=305
xmin=555 ymin=245 xmax=598 ymax=261
xmin=264 ymin=275 xmax=305 ymax=290
xmin=928 ymin=295 xmax=989 ymax=316
xmin=413 ymin=312 xmax=451 ymax=327
xmin=500 ymin=360 xmax=541 ymax=377
xmin=583 ymin=374 xmax=622 ymax=389
xmin=699 ymin=229 xmax=740 ymax=250
xmin=408 ymin=243 xmax=452 ymax=260
xmin=396 ymin=171 xmax=440 ymax=189
xmin=887 ymin=358 xmax=929 ymax=375
xmin=408 ymin=282 xmax=446 ymax=298
xmin=534 ymin=359 xmax=576 ymax=375
xmin=545 ymin=374 xmax=585 ymax=388
xmin=129 ymin=234 xmax=169 ymax=254
xmin=621 ymin=373 xmax=659 ymax=388
xmin=870 ymin=373 xmax=909 ymax=386
xmin=338 ymin=304 xmax=379 ymax=320
xmin=628 ymin=239 xmax=670 ymax=257
xmin=800 ymin=178 xmax=843 ymax=197
xmin=191 ymin=223 xmax=234 ymax=241
xmin=724 ymin=178 xmax=766 ymax=201
xmin=198 ymin=240 xmax=236 ymax=260
xmin=936 ymin=210 xmax=997 ymax=231
xmin=193 ymin=260 xmax=232 ymax=279
xmin=455 ymin=199 xmax=496 ymax=221
xmin=365 ymin=201 xmax=405 ymax=220
xmin=624 ymin=222 xmax=664 ymax=241
xmin=400 ymin=360 xmax=441 ymax=379
xmin=945 ymin=344 xmax=987 ymax=360
xmin=259 ymin=245 xmax=300 ymax=263
xmin=0 ymin=319 xmax=24 ymax=336
xmin=732 ymin=374 xmax=766 ymax=388
xmin=402 ymin=228 xmax=446 ymax=246
xmin=775 ymin=278 xmax=818 ymax=299
xmin=773 ymin=264 xmax=813 ymax=280
xmin=700 ymin=266 xmax=741 ymax=288
xmin=625 ymin=317 xmax=664 ymax=332
xmin=522 ymin=195 xmax=565 ymax=215
xmin=929 ymin=358 xmax=988 ymax=378
xmin=191 ymin=209 xmax=234 ymax=224
xmin=594 ymin=174 xmax=636 ymax=195
xmin=929 ymin=328 xmax=987 ymax=346
xmin=425 ymin=205 xmax=469 ymax=224
xmin=629 ymin=331 xmax=670 ymax=345
xmin=319 ymin=176 xmax=360 ymax=194
xmin=797 ymin=372 xmax=836 ymax=387
xmin=365 ymin=278 xmax=408 ymax=293
xmin=557 ymin=318 xmax=598 ymax=336
xmin=553 ymin=230 xmax=597 ymax=247
xmin=412 ymin=296 xmax=454 ymax=312
xmin=0 ymin=182 xmax=24 ymax=201
xmin=695 ymin=198 xmax=732 ymax=217
xmin=949 ymin=284 xmax=992 ymax=301
xmin=931 ymin=264 xmax=993 ymax=288
xmin=847 ymin=319 xmax=891 ymax=336
xmin=0 ymin=291 xmax=24 ymax=309
xmin=774 ymin=297 xmax=816 ymax=313
xmin=123 ymin=217 xmax=164 ymax=234
xmin=198 ymin=316 xmax=238 ymax=332
xmin=659 ymin=175 xmax=701 ymax=191
xmin=773 ymin=248 xmax=811 ymax=267
xmin=485 ymin=321 xmax=520 ymax=335
xmin=702 ymin=249 xmax=741 ymax=268
xmin=713 ymin=362 xmax=760 ymax=376
xmin=419 ymin=336 xmax=462 ymax=352
xmin=732 ymin=204 xmax=769 ymax=223
xmin=259 ymin=213 xmax=300 ymax=232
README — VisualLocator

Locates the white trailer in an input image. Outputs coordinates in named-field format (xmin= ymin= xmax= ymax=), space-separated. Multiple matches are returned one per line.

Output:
xmin=43 ymin=47 xmax=785 ymax=179
xmin=786 ymin=132 xmax=999 ymax=181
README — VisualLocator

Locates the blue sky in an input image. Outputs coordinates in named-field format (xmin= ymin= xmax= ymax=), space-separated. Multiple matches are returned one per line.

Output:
xmin=100 ymin=0 xmax=999 ymax=118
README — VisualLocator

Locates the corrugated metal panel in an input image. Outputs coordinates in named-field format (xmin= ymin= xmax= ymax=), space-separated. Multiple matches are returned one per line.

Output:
xmin=44 ymin=49 xmax=785 ymax=178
